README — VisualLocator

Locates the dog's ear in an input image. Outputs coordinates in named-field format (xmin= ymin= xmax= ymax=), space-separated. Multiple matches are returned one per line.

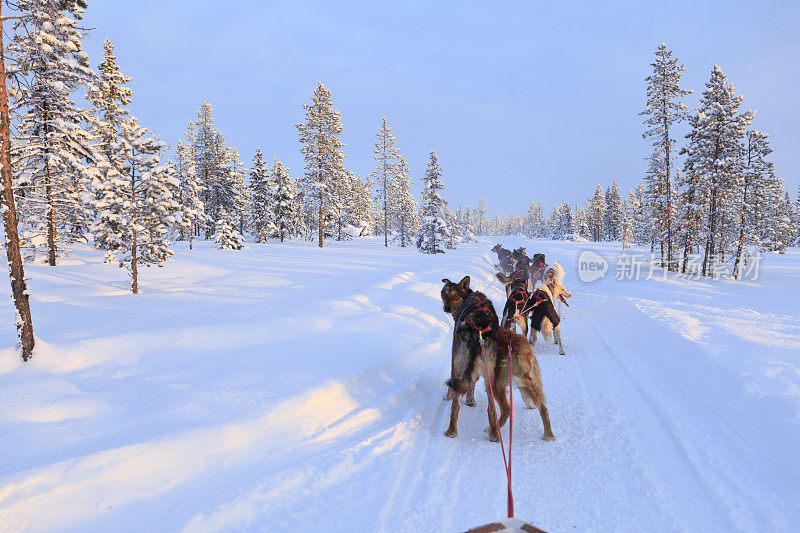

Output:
xmin=441 ymin=278 xmax=452 ymax=285
xmin=458 ymin=276 xmax=470 ymax=291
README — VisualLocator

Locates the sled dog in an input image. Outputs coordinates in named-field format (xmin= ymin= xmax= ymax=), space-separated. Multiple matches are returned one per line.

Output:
xmin=496 ymin=265 xmax=532 ymax=337
xmin=441 ymin=276 xmax=555 ymax=441
xmin=529 ymin=261 xmax=572 ymax=355
xmin=492 ymin=244 xmax=513 ymax=275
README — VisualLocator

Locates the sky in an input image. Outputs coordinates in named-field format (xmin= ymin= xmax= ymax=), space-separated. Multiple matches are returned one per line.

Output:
xmin=77 ymin=1 xmax=800 ymax=216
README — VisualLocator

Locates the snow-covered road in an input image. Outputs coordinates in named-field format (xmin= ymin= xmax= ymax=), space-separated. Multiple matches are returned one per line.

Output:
xmin=1 ymin=238 xmax=798 ymax=531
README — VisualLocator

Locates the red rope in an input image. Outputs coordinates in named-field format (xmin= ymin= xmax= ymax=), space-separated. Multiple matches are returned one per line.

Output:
xmin=478 ymin=332 xmax=514 ymax=518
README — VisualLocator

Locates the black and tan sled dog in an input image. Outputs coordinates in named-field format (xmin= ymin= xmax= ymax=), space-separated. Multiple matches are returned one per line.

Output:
xmin=440 ymin=276 xmax=555 ymax=441
xmin=496 ymin=266 xmax=532 ymax=337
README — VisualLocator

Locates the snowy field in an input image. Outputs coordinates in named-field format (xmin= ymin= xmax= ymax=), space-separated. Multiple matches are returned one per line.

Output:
xmin=1 ymin=238 xmax=799 ymax=532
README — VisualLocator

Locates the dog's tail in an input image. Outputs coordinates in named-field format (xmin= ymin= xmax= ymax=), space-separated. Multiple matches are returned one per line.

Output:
xmin=445 ymin=377 xmax=471 ymax=395
xmin=496 ymin=272 xmax=511 ymax=285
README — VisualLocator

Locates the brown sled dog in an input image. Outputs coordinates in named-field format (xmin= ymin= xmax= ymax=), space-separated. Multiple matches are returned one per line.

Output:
xmin=440 ymin=277 xmax=554 ymax=441
xmin=495 ymin=328 xmax=555 ymax=441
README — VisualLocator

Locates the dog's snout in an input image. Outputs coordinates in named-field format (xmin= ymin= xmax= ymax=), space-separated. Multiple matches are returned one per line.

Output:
xmin=443 ymin=305 xmax=451 ymax=313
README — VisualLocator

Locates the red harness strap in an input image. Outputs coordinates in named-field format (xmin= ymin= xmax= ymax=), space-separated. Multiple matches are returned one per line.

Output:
xmin=520 ymin=289 xmax=549 ymax=315
xmin=462 ymin=302 xmax=494 ymax=335
xmin=476 ymin=329 xmax=514 ymax=518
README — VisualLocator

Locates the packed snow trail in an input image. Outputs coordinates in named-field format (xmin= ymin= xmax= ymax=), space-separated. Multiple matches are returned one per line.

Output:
xmin=0 ymin=239 xmax=798 ymax=531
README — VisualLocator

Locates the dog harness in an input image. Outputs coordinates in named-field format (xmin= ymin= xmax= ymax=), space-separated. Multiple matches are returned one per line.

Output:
xmin=524 ymin=289 xmax=561 ymax=331
xmin=458 ymin=298 xmax=495 ymax=336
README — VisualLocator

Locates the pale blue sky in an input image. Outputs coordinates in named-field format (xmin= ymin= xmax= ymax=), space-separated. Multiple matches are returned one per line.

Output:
xmin=80 ymin=1 xmax=800 ymax=215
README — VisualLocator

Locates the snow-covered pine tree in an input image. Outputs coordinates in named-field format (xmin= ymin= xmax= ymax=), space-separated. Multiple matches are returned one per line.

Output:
xmin=417 ymin=150 xmax=449 ymax=254
xmin=621 ymin=198 xmax=633 ymax=249
xmin=392 ymin=155 xmax=418 ymax=247
xmin=475 ymin=198 xmax=487 ymax=236
xmin=795 ymin=185 xmax=800 ymax=245
xmin=588 ymin=185 xmax=606 ymax=241
xmin=643 ymin=149 xmax=669 ymax=256
xmin=175 ymin=131 xmax=205 ymax=249
xmin=629 ymin=185 xmax=650 ymax=246
xmin=732 ymin=130 xmax=772 ymax=278
xmin=230 ymin=147 xmax=248 ymax=235
xmin=192 ymin=102 xmax=234 ymax=239
xmin=94 ymin=118 xmax=181 ymax=293
xmin=462 ymin=206 xmax=476 ymax=242
xmin=270 ymin=156 xmax=295 ymax=242
xmin=523 ymin=201 xmax=538 ymax=238
xmin=335 ymin=171 xmax=371 ymax=240
xmin=249 ymin=149 xmax=273 ymax=242
xmin=685 ymin=66 xmax=754 ymax=276
xmin=296 ymin=83 xmax=346 ymax=248
xmin=641 ymin=43 xmax=691 ymax=270
xmin=605 ymin=180 xmax=623 ymax=241
xmin=11 ymin=0 xmax=98 ymax=265
xmin=575 ymin=201 xmax=588 ymax=239
xmin=214 ymin=207 xmax=244 ymax=250
xmin=85 ymin=38 xmax=132 ymax=250
xmin=371 ymin=116 xmax=400 ymax=246
xmin=771 ymin=190 xmax=794 ymax=254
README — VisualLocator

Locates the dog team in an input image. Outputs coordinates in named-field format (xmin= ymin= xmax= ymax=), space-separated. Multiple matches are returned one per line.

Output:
xmin=439 ymin=245 xmax=571 ymax=442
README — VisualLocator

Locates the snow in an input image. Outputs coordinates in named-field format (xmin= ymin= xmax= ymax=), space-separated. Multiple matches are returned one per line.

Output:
xmin=1 ymin=237 xmax=799 ymax=531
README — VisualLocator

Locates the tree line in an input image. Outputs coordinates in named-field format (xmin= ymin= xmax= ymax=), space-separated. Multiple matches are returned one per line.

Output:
xmin=487 ymin=44 xmax=799 ymax=279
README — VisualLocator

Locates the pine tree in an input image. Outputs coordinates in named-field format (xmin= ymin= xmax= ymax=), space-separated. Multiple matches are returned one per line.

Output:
xmin=523 ymin=201 xmax=539 ymax=238
xmin=629 ymin=185 xmax=650 ymax=246
xmin=462 ymin=206 xmax=476 ymax=242
xmin=192 ymin=102 xmax=233 ymax=239
xmin=621 ymin=199 xmax=633 ymax=249
xmin=372 ymin=116 xmax=400 ymax=246
xmin=417 ymin=150 xmax=448 ymax=254
xmin=641 ymin=43 xmax=691 ymax=270
xmin=85 ymin=38 xmax=132 ymax=251
xmin=230 ymin=147 xmax=248 ymax=235
xmin=475 ymin=198 xmax=488 ymax=236
xmin=335 ymin=171 xmax=371 ymax=240
xmin=733 ymin=130 xmax=773 ymax=278
xmin=249 ymin=149 xmax=273 ymax=242
xmin=270 ymin=156 xmax=295 ymax=242
xmin=605 ymin=179 xmax=623 ymax=241
xmin=795 ymin=185 xmax=800 ymax=245
xmin=393 ymin=155 xmax=418 ymax=247
xmin=175 ymin=130 xmax=205 ymax=249
xmin=11 ymin=0 xmax=98 ymax=265
xmin=94 ymin=118 xmax=181 ymax=293
xmin=588 ymin=185 xmax=606 ymax=241
xmin=214 ymin=207 xmax=244 ymax=250
xmin=771 ymin=191 xmax=794 ymax=254
xmin=296 ymin=83 xmax=346 ymax=248
xmin=684 ymin=66 xmax=754 ymax=276
xmin=575 ymin=201 xmax=588 ymax=239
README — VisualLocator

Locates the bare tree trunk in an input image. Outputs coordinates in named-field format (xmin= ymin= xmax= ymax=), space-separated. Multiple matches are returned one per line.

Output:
xmin=663 ymin=96 xmax=674 ymax=271
xmin=702 ymin=187 xmax=718 ymax=277
xmin=45 ymin=172 xmax=56 ymax=266
xmin=1 ymin=9 xmax=35 ymax=360
xmin=131 ymin=228 xmax=138 ymax=293
xmin=130 ymin=153 xmax=139 ymax=293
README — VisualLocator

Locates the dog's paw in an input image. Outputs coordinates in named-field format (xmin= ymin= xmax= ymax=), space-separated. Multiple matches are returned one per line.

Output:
xmin=444 ymin=429 xmax=458 ymax=438
xmin=559 ymin=350 xmax=566 ymax=355
xmin=488 ymin=432 xmax=500 ymax=442
xmin=465 ymin=399 xmax=477 ymax=407
xmin=542 ymin=434 xmax=556 ymax=441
